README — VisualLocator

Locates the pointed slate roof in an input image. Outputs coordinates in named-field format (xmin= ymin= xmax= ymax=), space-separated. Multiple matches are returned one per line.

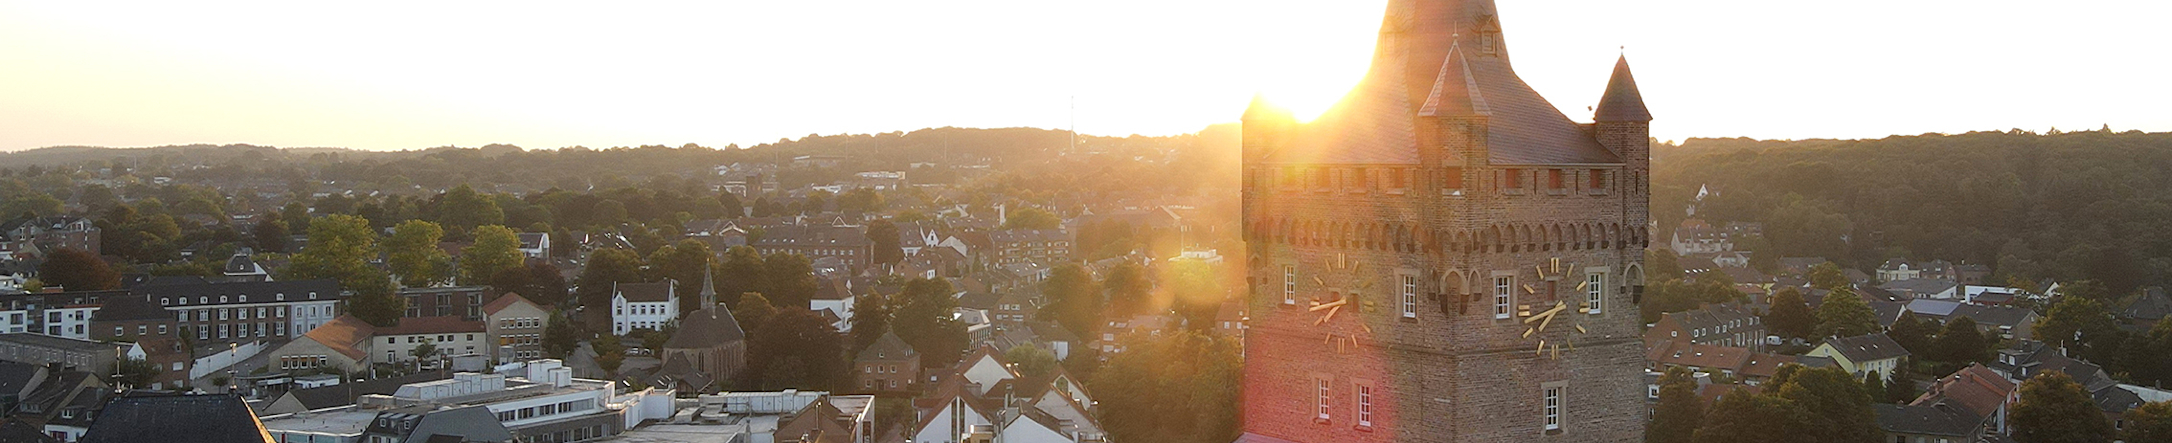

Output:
xmin=1594 ymin=55 xmax=1652 ymax=122
xmin=1262 ymin=0 xmax=1621 ymax=166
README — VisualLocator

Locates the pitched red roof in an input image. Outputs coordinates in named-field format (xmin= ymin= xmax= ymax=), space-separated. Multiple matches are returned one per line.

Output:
xmin=302 ymin=315 xmax=375 ymax=361
xmin=1913 ymin=364 xmax=2015 ymax=420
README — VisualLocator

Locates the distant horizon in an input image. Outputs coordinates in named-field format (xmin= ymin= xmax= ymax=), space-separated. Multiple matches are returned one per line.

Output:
xmin=6 ymin=123 xmax=2157 ymax=155
xmin=4 ymin=1 xmax=2166 ymax=152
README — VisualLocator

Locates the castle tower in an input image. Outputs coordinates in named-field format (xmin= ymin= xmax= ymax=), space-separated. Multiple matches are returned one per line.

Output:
xmin=1237 ymin=1 xmax=1652 ymax=441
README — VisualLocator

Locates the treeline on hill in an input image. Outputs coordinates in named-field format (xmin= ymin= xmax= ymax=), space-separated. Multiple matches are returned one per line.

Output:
xmin=1652 ymin=128 xmax=2172 ymax=294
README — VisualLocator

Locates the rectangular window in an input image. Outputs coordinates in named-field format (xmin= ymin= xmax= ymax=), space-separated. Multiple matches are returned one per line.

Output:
xmin=1586 ymin=273 xmax=1605 ymax=315
xmin=1401 ymin=275 xmax=1419 ymax=319
xmin=1494 ymin=276 xmax=1514 ymax=319
xmin=1544 ymin=386 xmax=1563 ymax=431
xmin=1357 ymin=384 xmax=1374 ymax=427
xmin=1503 ymin=169 xmax=1523 ymax=189
xmin=1442 ymin=167 xmax=1466 ymax=193
xmin=1350 ymin=168 xmax=1367 ymax=191
xmin=1392 ymin=169 xmax=1409 ymax=189
xmin=1548 ymin=169 xmax=1565 ymax=189
xmin=1590 ymin=169 xmax=1608 ymax=189
xmin=1313 ymin=168 xmax=1330 ymax=190
xmin=1316 ymin=379 xmax=1332 ymax=421
xmin=1283 ymin=266 xmax=1298 ymax=305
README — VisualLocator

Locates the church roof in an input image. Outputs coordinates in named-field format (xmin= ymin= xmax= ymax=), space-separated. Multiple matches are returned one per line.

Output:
xmin=1259 ymin=0 xmax=1623 ymax=166
xmin=665 ymin=307 xmax=745 ymax=350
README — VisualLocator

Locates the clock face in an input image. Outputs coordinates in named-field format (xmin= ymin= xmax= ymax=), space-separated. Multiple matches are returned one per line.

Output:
xmin=1308 ymin=253 xmax=1373 ymax=353
xmin=1519 ymin=257 xmax=1592 ymax=360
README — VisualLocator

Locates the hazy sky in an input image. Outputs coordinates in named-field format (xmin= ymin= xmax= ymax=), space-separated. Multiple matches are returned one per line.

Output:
xmin=2 ymin=1 xmax=2166 ymax=152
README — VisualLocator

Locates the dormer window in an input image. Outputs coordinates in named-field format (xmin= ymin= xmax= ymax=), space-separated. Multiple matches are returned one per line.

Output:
xmin=1481 ymin=33 xmax=1497 ymax=54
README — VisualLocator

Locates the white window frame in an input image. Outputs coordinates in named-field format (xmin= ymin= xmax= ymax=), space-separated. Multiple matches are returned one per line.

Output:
xmin=1586 ymin=272 xmax=1605 ymax=315
xmin=1400 ymin=275 xmax=1419 ymax=319
xmin=1494 ymin=276 xmax=1514 ymax=320
xmin=1316 ymin=378 xmax=1332 ymax=421
xmin=1283 ymin=265 xmax=1298 ymax=305
xmin=1544 ymin=386 xmax=1563 ymax=431
xmin=1357 ymin=384 xmax=1374 ymax=427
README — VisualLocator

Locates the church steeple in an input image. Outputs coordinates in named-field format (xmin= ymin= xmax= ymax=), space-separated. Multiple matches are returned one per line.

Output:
xmin=700 ymin=265 xmax=719 ymax=310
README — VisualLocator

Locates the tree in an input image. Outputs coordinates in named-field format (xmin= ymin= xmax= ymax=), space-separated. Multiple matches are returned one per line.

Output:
xmin=460 ymin=225 xmax=525 ymax=285
xmin=2011 ymin=371 xmax=2116 ymax=443
xmin=543 ymin=311 xmax=579 ymax=359
xmin=732 ymin=293 xmax=782 ymax=336
xmin=646 ymin=240 xmax=714 ymax=315
xmin=1691 ymin=388 xmax=1814 ymax=443
xmin=1885 ymin=365 xmax=1920 ymax=404
xmin=1860 ymin=372 xmax=1886 ymax=404
xmin=640 ymin=328 xmax=671 ymax=352
xmin=744 ymin=310 xmax=847 ymax=391
xmin=2123 ymin=401 xmax=2172 ymax=443
xmin=716 ymin=192 xmax=744 ymax=219
xmin=592 ymin=334 xmax=626 ymax=374
xmin=1038 ymin=264 xmax=1103 ymax=338
xmin=114 ymin=358 xmax=161 ymax=389
xmin=1165 ymin=260 xmax=1228 ymax=329
xmin=1886 ymin=311 xmax=1936 ymax=357
xmin=759 ymin=253 xmax=818 ymax=310
xmin=280 ymin=202 xmax=312 ymax=232
xmin=385 ymin=220 xmax=452 ymax=287
xmin=1931 ymin=317 xmax=1990 ymax=370
xmin=848 ymin=290 xmax=894 ymax=354
xmin=1772 ymin=366 xmax=1879 ymax=443
xmin=1103 ymin=261 xmax=1153 ymax=319
xmin=411 ymin=340 xmax=438 ymax=362
xmin=575 ymin=248 xmax=645 ymax=311
xmin=715 ymin=246 xmax=766 ymax=306
xmin=1763 ymin=287 xmax=1817 ymax=341
xmin=435 ymin=184 xmax=505 ymax=233
xmin=1808 ymin=262 xmax=1850 ymax=291
xmin=491 ymin=263 xmax=569 ymax=307
xmin=1090 ymin=330 xmax=1241 ymax=443
xmin=37 ymin=248 xmax=119 ymax=291
xmin=1814 ymin=289 xmax=1879 ymax=338
xmin=1002 ymin=206 xmax=1061 ymax=231
xmin=2037 ymin=297 xmax=2124 ymax=364
xmin=866 ymin=219 xmax=903 ymax=267
xmin=1005 ymin=343 xmax=1060 ymax=379
xmin=593 ymin=200 xmax=629 ymax=224
xmin=1647 ymin=249 xmax=1685 ymax=282
xmin=251 ymin=217 xmax=290 ymax=253
xmin=893 ymin=278 xmax=969 ymax=368
xmin=1647 ymin=367 xmax=1704 ymax=443
xmin=283 ymin=214 xmax=400 ymax=326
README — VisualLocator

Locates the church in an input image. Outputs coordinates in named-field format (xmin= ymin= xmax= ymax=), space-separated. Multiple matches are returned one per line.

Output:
xmin=1237 ymin=0 xmax=1653 ymax=441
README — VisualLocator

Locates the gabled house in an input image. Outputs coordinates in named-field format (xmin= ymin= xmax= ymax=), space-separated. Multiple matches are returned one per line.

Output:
xmin=854 ymin=331 xmax=919 ymax=393
xmin=611 ymin=280 xmax=680 ymax=336
xmin=1806 ymin=333 xmax=1910 ymax=380
xmin=1875 ymin=402 xmax=1984 ymax=443
xmin=482 ymin=292 xmax=550 ymax=362
xmin=1912 ymin=364 xmax=2015 ymax=435
xmin=1644 ymin=303 xmax=1765 ymax=351
xmin=2121 ymin=287 xmax=2172 ymax=332
xmin=262 ymin=315 xmax=374 ymax=375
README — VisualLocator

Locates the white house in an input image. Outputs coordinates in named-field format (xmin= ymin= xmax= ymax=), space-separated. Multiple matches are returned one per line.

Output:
xmin=611 ymin=280 xmax=680 ymax=336
xmin=810 ymin=279 xmax=856 ymax=333
xmin=517 ymin=233 xmax=551 ymax=260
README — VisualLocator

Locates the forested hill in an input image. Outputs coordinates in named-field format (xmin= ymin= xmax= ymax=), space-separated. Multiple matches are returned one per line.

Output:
xmin=1653 ymin=129 xmax=2172 ymax=293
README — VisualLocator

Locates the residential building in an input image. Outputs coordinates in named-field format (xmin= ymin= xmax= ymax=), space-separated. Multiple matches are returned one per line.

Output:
xmin=518 ymin=232 xmax=552 ymax=260
xmin=123 ymin=337 xmax=193 ymax=390
xmin=810 ymin=278 xmax=856 ymax=332
xmin=1911 ymin=364 xmax=2015 ymax=435
xmin=988 ymin=229 xmax=1071 ymax=266
xmin=1806 ymin=333 xmax=1911 ymax=380
xmin=262 ymin=315 xmax=375 ymax=375
xmin=134 ymin=278 xmax=343 ymax=342
xmin=400 ymin=286 xmax=492 ymax=321
xmin=752 ymin=223 xmax=874 ymax=274
xmin=0 ymin=291 xmax=120 ymax=341
xmin=854 ymin=331 xmax=920 ymax=393
xmin=1880 ymin=279 xmax=1959 ymax=300
xmin=1899 ymin=299 xmax=2040 ymax=341
xmin=0 ymin=334 xmax=124 ymax=373
xmin=1644 ymin=303 xmax=1766 ymax=351
xmin=373 ymin=316 xmax=488 ymax=366
xmin=0 ymin=216 xmax=100 ymax=257
xmin=912 ymin=347 xmax=1102 ymax=443
xmin=611 ymin=280 xmax=679 ymax=336
xmin=1874 ymin=403 xmax=1984 ymax=443
xmin=620 ymin=391 xmax=873 ymax=443
xmin=220 ymin=249 xmax=269 ymax=282
xmin=2121 ymin=287 xmax=2172 ymax=332
xmin=1668 ymin=218 xmax=1730 ymax=256
xmin=484 ymin=293 xmax=551 ymax=362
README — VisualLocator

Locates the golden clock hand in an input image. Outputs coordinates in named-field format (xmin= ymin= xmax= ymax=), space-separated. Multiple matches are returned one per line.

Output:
xmin=1316 ymin=305 xmax=1341 ymax=325
xmin=1522 ymin=302 xmax=1568 ymax=324
xmin=1308 ymin=299 xmax=1348 ymax=312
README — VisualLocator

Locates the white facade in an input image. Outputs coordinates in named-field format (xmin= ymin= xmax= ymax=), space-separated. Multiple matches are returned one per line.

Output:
xmin=0 ymin=309 xmax=28 ymax=334
xmin=376 ymin=331 xmax=488 ymax=365
xmin=914 ymin=400 xmax=994 ymax=443
xmin=810 ymin=296 xmax=855 ymax=333
xmin=290 ymin=300 xmax=340 ymax=335
xmin=41 ymin=306 xmax=95 ymax=340
xmin=610 ymin=286 xmax=678 ymax=336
